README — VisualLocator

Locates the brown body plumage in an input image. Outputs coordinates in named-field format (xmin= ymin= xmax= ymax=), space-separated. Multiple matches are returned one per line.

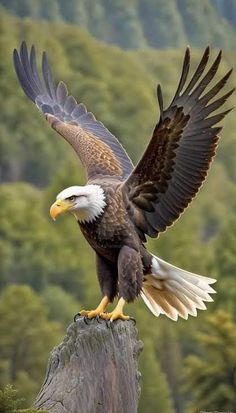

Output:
xmin=79 ymin=181 xmax=148 ymax=302
xmin=13 ymin=42 xmax=234 ymax=321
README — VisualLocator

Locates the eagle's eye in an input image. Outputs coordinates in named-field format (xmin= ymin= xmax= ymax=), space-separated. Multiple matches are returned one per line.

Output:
xmin=67 ymin=195 xmax=76 ymax=202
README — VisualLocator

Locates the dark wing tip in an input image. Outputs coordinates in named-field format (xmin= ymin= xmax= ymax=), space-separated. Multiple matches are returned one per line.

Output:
xmin=20 ymin=40 xmax=26 ymax=48
xmin=12 ymin=48 xmax=19 ymax=75
xmin=225 ymin=106 xmax=234 ymax=115
xmin=42 ymin=50 xmax=48 ymax=64
xmin=20 ymin=40 xmax=27 ymax=51
xmin=30 ymin=44 xmax=36 ymax=57
xmin=200 ymin=46 xmax=210 ymax=64
xmin=227 ymin=87 xmax=236 ymax=98
xmin=157 ymin=84 xmax=164 ymax=117
xmin=227 ymin=67 xmax=233 ymax=77
xmin=185 ymin=45 xmax=190 ymax=58
xmin=216 ymin=49 xmax=222 ymax=63
xmin=13 ymin=42 xmax=37 ymax=101
xmin=13 ymin=48 xmax=18 ymax=62
xmin=14 ymin=41 xmax=57 ymax=105
xmin=208 ymin=49 xmax=223 ymax=78
xmin=202 ymin=45 xmax=211 ymax=65
xmin=205 ymin=45 xmax=210 ymax=55
xmin=171 ymin=45 xmax=191 ymax=104
xmin=20 ymin=41 xmax=29 ymax=63
xmin=221 ymin=68 xmax=233 ymax=85
xmin=183 ymin=45 xmax=191 ymax=73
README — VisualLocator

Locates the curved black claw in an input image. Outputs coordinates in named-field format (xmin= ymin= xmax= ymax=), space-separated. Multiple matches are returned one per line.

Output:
xmin=129 ymin=317 xmax=136 ymax=326
xmin=83 ymin=316 xmax=90 ymax=325
xmin=73 ymin=313 xmax=80 ymax=322
xmin=96 ymin=315 xmax=102 ymax=323
xmin=106 ymin=320 xmax=113 ymax=329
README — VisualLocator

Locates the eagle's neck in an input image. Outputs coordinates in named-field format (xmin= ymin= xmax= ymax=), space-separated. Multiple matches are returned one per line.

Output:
xmin=72 ymin=184 xmax=106 ymax=224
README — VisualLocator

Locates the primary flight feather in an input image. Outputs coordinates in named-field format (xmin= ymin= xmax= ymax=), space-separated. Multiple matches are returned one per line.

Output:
xmin=13 ymin=42 xmax=234 ymax=322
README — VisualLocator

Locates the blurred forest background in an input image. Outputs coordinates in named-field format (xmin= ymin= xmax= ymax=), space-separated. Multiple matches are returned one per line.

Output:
xmin=0 ymin=1 xmax=236 ymax=412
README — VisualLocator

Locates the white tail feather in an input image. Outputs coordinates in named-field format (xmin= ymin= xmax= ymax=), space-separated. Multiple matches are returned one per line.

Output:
xmin=141 ymin=254 xmax=216 ymax=321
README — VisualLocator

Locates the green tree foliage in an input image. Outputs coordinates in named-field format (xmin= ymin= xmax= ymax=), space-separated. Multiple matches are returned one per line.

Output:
xmin=0 ymin=285 xmax=62 ymax=406
xmin=184 ymin=310 xmax=236 ymax=412
xmin=212 ymin=0 xmax=236 ymax=26
xmin=177 ymin=0 xmax=235 ymax=49
xmin=42 ymin=285 xmax=81 ymax=325
xmin=0 ymin=384 xmax=47 ymax=412
xmin=39 ymin=0 xmax=61 ymax=22
xmin=138 ymin=0 xmax=186 ymax=48
xmin=0 ymin=183 xmax=55 ymax=290
xmin=0 ymin=385 xmax=22 ymax=412
xmin=139 ymin=339 xmax=175 ymax=413
xmin=0 ymin=0 xmax=61 ymax=21
xmin=103 ymin=0 xmax=146 ymax=49
xmin=212 ymin=217 xmax=236 ymax=315
xmin=157 ymin=323 xmax=183 ymax=412
xmin=1 ymin=0 xmax=236 ymax=49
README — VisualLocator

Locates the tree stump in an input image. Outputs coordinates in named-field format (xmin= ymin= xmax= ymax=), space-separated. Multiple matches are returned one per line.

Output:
xmin=34 ymin=317 xmax=143 ymax=413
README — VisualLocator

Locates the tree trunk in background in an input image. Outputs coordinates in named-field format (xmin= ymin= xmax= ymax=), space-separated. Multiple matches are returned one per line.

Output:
xmin=34 ymin=317 xmax=143 ymax=413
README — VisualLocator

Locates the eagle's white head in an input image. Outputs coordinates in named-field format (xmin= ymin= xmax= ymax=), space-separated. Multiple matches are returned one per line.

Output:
xmin=50 ymin=185 xmax=106 ymax=223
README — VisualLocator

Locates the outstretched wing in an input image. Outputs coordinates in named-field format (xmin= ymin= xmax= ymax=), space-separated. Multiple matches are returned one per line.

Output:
xmin=13 ymin=42 xmax=133 ymax=181
xmin=123 ymin=47 xmax=234 ymax=240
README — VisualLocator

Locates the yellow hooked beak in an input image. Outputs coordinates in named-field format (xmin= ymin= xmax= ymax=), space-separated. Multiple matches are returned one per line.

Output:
xmin=50 ymin=199 xmax=71 ymax=221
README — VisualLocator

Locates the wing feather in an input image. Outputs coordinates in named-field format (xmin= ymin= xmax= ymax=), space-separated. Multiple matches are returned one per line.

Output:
xmin=13 ymin=42 xmax=133 ymax=180
xmin=123 ymin=47 xmax=233 ymax=238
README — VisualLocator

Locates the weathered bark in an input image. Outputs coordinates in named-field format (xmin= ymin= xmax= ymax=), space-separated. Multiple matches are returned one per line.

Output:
xmin=34 ymin=317 xmax=143 ymax=413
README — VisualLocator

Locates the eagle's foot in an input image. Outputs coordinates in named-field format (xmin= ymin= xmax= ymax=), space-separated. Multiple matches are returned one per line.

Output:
xmin=100 ymin=311 xmax=130 ymax=322
xmin=99 ymin=297 xmax=131 ymax=323
xmin=79 ymin=309 xmax=96 ymax=318
xmin=100 ymin=310 xmax=130 ymax=321
xmin=79 ymin=309 xmax=105 ymax=319
xmin=74 ymin=296 xmax=109 ymax=322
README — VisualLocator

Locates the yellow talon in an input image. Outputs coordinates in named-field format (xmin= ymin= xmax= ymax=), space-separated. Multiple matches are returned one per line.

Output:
xmin=79 ymin=309 xmax=94 ymax=317
xmin=100 ymin=298 xmax=130 ymax=321
xmin=78 ymin=296 xmax=109 ymax=319
xmin=100 ymin=312 xmax=130 ymax=321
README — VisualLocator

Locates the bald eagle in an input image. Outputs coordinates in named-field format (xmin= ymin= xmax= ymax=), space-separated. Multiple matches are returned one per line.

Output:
xmin=13 ymin=42 xmax=233 ymax=322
